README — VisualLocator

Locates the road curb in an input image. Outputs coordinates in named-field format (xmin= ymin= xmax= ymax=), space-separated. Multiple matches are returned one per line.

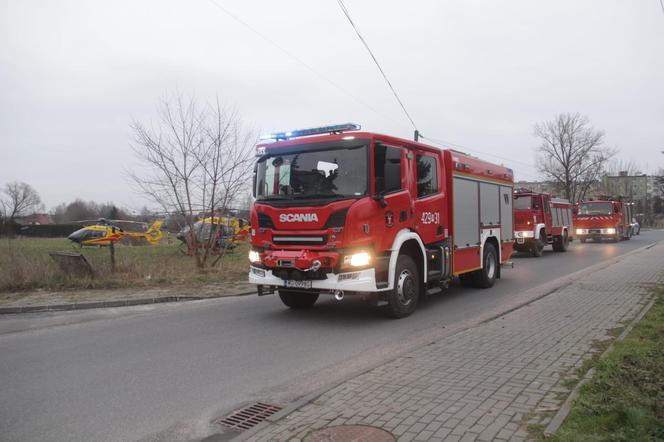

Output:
xmin=227 ymin=240 xmax=662 ymax=441
xmin=542 ymin=293 xmax=658 ymax=437
xmin=0 ymin=290 xmax=256 ymax=315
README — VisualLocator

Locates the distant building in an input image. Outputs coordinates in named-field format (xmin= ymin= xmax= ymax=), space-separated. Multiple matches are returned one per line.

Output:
xmin=601 ymin=173 xmax=653 ymax=214
xmin=14 ymin=213 xmax=53 ymax=225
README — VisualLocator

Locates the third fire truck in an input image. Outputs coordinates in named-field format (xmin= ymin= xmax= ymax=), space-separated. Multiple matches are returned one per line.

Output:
xmin=513 ymin=189 xmax=573 ymax=256
xmin=248 ymin=124 xmax=514 ymax=318
xmin=574 ymin=198 xmax=633 ymax=243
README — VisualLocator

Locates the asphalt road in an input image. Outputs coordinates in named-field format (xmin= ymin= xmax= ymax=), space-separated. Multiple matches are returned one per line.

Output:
xmin=1 ymin=230 xmax=662 ymax=442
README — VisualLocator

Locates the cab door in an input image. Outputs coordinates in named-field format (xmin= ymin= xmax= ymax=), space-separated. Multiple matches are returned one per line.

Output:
xmin=542 ymin=195 xmax=553 ymax=231
xmin=371 ymin=142 xmax=411 ymax=253
xmin=411 ymin=149 xmax=446 ymax=245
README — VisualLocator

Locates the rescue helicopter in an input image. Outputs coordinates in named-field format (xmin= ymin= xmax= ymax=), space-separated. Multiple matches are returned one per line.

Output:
xmin=67 ymin=219 xmax=164 ymax=247
xmin=176 ymin=216 xmax=249 ymax=255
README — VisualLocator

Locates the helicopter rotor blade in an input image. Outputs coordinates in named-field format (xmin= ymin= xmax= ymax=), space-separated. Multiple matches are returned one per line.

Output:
xmin=105 ymin=219 xmax=148 ymax=225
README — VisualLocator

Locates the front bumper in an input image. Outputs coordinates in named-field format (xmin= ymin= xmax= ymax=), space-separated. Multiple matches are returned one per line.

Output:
xmin=249 ymin=266 xmax=381 ymax=293
xmin=514 ymin=231 xmax=535 ymax=247
xmin=576 ymin=228 xmax=617 ymax=238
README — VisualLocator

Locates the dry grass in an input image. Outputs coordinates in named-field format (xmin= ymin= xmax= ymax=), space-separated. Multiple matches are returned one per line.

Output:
xmin=0 ymin=235 xmax=249 ymax=292
xmin=545 ymin=288 xmax=664 ymax=441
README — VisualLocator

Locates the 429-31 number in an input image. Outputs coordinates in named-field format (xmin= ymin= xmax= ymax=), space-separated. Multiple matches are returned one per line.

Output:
xmin=421 ymin=212 xmax=440 ymax=225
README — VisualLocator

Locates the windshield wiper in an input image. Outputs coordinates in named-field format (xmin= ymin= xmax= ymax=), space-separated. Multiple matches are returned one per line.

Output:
xmin=292 ymin=193 xmax=346 ymax=200
xmin=256 ymin=195 xmax=289 ymax=201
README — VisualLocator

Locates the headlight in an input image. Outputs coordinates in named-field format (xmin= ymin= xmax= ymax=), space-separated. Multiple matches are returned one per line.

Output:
xmin=345 ymin=251 xmax=371 ymax=267
xmin=248 ymin=250 xmax=261 ymax=263
xmin=606 ymin=228 xmax=616 ymax=235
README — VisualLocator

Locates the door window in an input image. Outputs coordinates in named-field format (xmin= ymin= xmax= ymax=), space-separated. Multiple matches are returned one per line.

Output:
xmin=416 ymin=154 xmax=438 ymax=197
xmin=374 ymin=144 xmax=402 ymax=193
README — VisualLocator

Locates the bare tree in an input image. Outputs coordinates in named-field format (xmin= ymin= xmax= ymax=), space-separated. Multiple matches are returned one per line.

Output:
xmin=534 ymin=113 xmax=616 ymax=202
xmin=1 ymin=182 xmax=43 ymax=221
xmin=129 ymin=94 xmax=256 ymax=270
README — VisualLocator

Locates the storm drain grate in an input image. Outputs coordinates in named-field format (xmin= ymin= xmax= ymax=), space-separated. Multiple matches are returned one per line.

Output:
xmin=217 ymin=402 xmax=282 ymax=432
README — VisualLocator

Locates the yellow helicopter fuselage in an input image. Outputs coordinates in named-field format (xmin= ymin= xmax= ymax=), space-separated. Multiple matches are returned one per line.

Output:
xmin=68 ymin=220 xmax=163 ymax=246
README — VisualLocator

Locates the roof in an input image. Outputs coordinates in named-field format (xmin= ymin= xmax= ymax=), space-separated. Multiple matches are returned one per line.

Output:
xmin=257 ymin=131 xmax=513 ymax=184
xmin=14 ymin=213 xmax=53 ymax=225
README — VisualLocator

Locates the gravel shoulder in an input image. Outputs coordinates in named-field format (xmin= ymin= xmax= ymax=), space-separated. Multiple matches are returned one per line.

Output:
xmin=0 ymin=280 xmax=255 ymax=310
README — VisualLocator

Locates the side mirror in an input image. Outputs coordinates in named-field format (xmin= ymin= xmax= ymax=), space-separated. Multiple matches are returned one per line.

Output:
xmin=373 ymin=193 xmax=388 ymax=208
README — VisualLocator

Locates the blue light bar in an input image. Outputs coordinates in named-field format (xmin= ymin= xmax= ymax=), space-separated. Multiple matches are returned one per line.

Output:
xmin=260 ymin=123 xmax=361 ymax=141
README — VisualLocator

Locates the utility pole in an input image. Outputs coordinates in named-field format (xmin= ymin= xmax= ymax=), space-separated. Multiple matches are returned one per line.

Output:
xmin=109 ymin=241 xmax=116 ymax=274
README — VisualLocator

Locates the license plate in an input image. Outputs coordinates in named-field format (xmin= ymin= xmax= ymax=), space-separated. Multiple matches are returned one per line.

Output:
xmin=285 ymin=280 xmax=312 ymax=289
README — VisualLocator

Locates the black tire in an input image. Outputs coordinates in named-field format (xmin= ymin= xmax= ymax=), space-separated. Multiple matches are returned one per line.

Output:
xmin=278 ymin=290 xmax=319 ymax=309
xmin=513 ymin=244 xmax=528 ymax=254
xmin=531 ymin=232 xmax=545 ymax=257
xmin=459 ymin=273 xmax=475 ymax=287
xmin=552 ymin=231 xmax=569 ymax=252
xmin=383 ymin=254 xmax=419 ymax=319
xmin=472 ymin=242 xmax=498 ymax=289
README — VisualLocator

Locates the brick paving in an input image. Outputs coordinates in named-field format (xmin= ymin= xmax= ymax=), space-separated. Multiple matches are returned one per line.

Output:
xmin=247 ymin=243 xmax=663 ymax=441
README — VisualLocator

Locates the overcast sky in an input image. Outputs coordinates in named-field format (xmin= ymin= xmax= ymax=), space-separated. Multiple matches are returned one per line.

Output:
xmin=1 ymin=0 xmax=663 ymax=210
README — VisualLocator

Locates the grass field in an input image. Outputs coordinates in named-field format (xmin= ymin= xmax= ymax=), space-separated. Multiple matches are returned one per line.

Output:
xmin=546 ymin=287 xmax=664 ymax=441
xmin=0 ymin=235 xmax=249 ymax=293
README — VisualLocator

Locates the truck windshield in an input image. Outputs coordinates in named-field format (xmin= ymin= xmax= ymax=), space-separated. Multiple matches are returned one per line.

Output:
xmin=255 ymin=145 xmax=367 ymax=201
xmin=514 ymin=196 xmax=532 ymax=210
xmin=578 ymin=202 xmax=612 ymax=216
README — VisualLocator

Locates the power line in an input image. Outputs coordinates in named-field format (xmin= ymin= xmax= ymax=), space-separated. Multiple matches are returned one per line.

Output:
xmin=204 ymin=0 xmax=541 ymax=181
xmin=334 ymin=0 xmax=419 ymax=132
xmin=332 ymin=0 xmax=543 ymax=171
xmin=204 ymin=0 xmax=412 ymax=132
xmin=421 ymin=135 xmax=539 ymax=170
xmin=421 ymin=136 xmax=542 ymax=181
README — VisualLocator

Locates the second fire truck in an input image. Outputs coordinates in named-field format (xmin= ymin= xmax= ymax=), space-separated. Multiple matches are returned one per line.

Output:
xmin=513 ymin=189 xmax=573 ymax=256
xmin=248 ymin=124 xmax=514 ymax=318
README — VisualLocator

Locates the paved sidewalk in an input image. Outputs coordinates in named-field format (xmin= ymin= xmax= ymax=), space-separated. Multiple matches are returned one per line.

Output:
xmin=246 ymin=243 xmax=663 ymax=441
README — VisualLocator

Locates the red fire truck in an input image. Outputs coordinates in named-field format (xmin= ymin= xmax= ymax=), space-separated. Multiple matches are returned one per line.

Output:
xmin=574 ymin=198 xmax=633 ymax=243
xmin=513 ymin=189 xmax=573 ymax=256
xmin=248 ymin=124 xmax=515 ymax=318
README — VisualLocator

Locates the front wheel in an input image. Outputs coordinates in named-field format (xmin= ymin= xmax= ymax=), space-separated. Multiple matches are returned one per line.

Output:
xmin=472 ymin=242 xmax=498 ymax=289
xmin=278 ymin=290 xmax=319 ymax=309
xmin=531 ymin=233 xmax=545 ymax=257
xmin=552 ymin=231 xmax=569 ymax=252
xmin=383 ymin=255 xmax=419 ymax=319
